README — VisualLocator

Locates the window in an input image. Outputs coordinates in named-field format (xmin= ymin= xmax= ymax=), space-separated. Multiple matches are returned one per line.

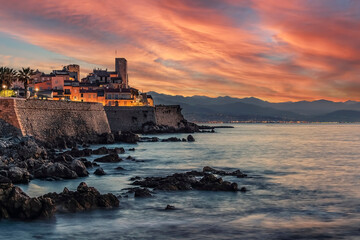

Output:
xmin=81 ymin=93 xmax=83 ymax=98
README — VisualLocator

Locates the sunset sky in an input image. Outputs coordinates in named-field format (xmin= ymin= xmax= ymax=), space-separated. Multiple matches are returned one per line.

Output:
xmin=0 ymin=0 xmax=359 ymax=102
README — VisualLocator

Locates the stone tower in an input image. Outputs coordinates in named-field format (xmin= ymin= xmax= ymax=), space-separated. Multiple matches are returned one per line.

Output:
xmin=66 ymin=64 xmax=80 ymax=81
xmin=115 ymin=58 xmax=128 ymax=88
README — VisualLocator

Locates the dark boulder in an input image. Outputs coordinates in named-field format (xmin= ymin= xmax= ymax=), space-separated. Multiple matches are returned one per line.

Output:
xmin=115 ymin=166 xmax=125 ymax=170
xmin=0 ymin=183 xmax=55 ymax=220
xmin=70 ymin=160 xmax=89 ymax=177
xmin=132 ymin=188 xmax=152 ymax=198
xmin=94 ymin=168 xmax=106 ymax=176
xmin=34 ymin=162 xmax=78 ymax=179
xmin=165 ymin=205 xmax=176 ymax=210
xmin=203 ymin=166 xmax=247 ymax=178
xmin=7 ymin=167 xmax=31 ymax=184
xmin=92 ymin=147 xmax=109 ymax=155
xmin=114 ymin=131 xmax=139 ymax=144
xmin=132 ymin=171 xmax=239 ymax=192
xmin=161 ymin=137 xmax=181 ymax=142
xmin=43 ymin=182 xmax=119 ymax=213
xmin=98 ymin=133 xmax=115 ymax=144
xmin=187 ymin=135 xmax=195 ymax=142
xmin=94 ymin=154 xmax=122 ymax=163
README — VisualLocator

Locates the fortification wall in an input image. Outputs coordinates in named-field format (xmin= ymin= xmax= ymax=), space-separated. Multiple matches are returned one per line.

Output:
xmin=155 ymin=105 xmax=186 ymax=128
xmin=0 ymin=98 xmax=110 ymax=141
xmin=0 ymin=98 xmax=23 ymax=137
xmin=105 ymin=106 xmax=156 ymax=132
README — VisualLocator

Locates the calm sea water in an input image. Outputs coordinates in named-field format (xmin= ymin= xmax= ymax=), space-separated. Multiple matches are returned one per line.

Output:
xmin=1 ymin=124 xmax=360 ymax=239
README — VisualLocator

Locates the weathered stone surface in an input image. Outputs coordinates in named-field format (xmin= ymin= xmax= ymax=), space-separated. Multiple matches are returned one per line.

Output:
xmin=94 ymin=154 xmax=122 ymax=163
xmin=34 ymin=162 xmax=78 ymax=179
xmin=0 ymin=99 xmax=111 ymax=142
xmin=132 ymin=169 xmax=243 ymax=192
xmin=43 ymin=182 xmax=119 ymax=213
xmin=94 ymin=168 xmax=106 ymax=176
xmin=70 ymin=160 xmax=89 ymax=177
xmin=0 ymin=183 xmax=55 ymax=220
xmin=7 ymin=167 xmax=31 ymax=184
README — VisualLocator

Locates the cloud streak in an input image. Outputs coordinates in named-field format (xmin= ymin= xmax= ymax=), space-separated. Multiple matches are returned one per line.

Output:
xmin=0 ymin=0 xmax=359 ymax=101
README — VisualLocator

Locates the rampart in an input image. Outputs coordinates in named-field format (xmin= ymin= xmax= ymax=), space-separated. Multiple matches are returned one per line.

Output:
xmin=105 ymin=106 xmax=156 ymax=132
xmin=0 ymin=98 xmax=110 ymax=142
xmin=155 ymin=105 xmax=186 ymax=128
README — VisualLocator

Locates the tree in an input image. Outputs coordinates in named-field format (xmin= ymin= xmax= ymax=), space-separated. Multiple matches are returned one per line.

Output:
xmin=0 ymin=67 xmax=17 ymax=89
xmin=18 ymin=67 xmax=34 ymax=99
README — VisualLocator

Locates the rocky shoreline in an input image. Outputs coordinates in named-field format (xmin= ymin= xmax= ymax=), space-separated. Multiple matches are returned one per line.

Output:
xmin=0 ymin=132 xmax=247 ymax=221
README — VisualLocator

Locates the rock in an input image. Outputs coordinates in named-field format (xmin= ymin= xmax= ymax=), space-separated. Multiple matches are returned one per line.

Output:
xmin=92 ymin=147 xmax=109 ymax=155
xmin=182 ymin=138 xmax=187 ymax=142
xmin=7 ymin=167 xmax=31 ymax=184
xmin=99 ymin=133 xmax=115 ymax=144
xmin=92 ymin=162 xmax=100 ymax=167
xmin=114 ymin=131 xmax=139 ymax=144
xmin=203 ymin=166 xmax=247 ymax=178
xmin=161 ymin=137 xmax=181 ymax=142
xmin=93 ymin=147 xmax=125 ymax=155
xmin=94 ymin=168 xmax=106 ymax=176
xmin=79 ymin=158 xmax=94 ymax=168
xmin=115 ymin=166 xmax=125 ymax=170
xmin=53 ymin=154 xmax=74 ymax=164
xmin=0 ymin=175 xmax=11 ymax=183
xmin=65 ymin=148 xmax=92 ymax=158
xmin=70 ymin=160 xmax=89 ymax=177
xmin=13 ymin=138 xmax=47 ymax=160
xmin=34 ymin=162 xmax=78 ymax=179
xmin=240 ymin=187 xmax=247 ymax=192
xmin=187 ymin=135 xmax=195 ymax=142
xmin=130 ymin=176 xmax=142 ymax=181
xmin=133 ymin=188 xmax=152 ymax=198
xmin=94 ymin=154 xmax=122 ymax=163
xmin=128 ymin=148 xmax=135 ymax=151
xmin=165 ymin=205 xmax=176 ymax=210
xmin=139 ymin=137 xmax=160 ymax=142
xmin=43 ymin=182 xmax=119 ymax=213
xmin=132 ymin=170 xmax=239 ymax=192
xmin=0 ymin=183 xmax=55 ymax=220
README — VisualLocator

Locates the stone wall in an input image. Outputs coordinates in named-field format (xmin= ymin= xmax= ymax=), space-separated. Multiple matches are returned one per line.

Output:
xmin=0 ymin=98 xmax=23 ymax=137
xmin=105 ymin=106 xmax=156 ymax=132
xmin=0 ymin=98 xmax=110 ymax=142
xmin=155 ymin=105 xmax=186 ymax=128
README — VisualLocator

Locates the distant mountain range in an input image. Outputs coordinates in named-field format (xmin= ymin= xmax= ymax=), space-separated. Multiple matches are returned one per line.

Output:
xmin=149 ymin=92 xmax=360 ymax=122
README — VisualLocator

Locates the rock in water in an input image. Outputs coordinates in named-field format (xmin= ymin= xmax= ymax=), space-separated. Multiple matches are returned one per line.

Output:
xmin=187 ymin=135 xmax=195 ymax=142
xmin=7 ymin=167 xmax=31 ymax=184
xmin=70 ymin=160 xmax=89 ymax=177
xmin=94 ymin=154 xmax=122 ymax=163
xmin=43 ymin=182 xmax=119 ymax=212
xmin=133 ymin=188 xmax=153 ymax=198
xmin=0 ymin=183 xmax=55 ymax=220
xmin=94 ymin=168 xmax=106 ymax=175
xmin=34 ymin=162 xmax=78 ymax=179
xmin=165 ymin=205 xmax=176 ymax=210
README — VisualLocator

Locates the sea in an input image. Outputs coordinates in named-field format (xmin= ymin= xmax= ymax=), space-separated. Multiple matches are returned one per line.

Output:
xmin=1 ymin=123 xmax=360 ymax=240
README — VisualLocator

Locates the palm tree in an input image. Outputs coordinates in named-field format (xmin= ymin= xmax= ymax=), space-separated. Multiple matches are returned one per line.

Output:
xmin=18 ymin=67 xmax=34 ymax=99
xmin=0 ymin=67 xmax=17 ymax=90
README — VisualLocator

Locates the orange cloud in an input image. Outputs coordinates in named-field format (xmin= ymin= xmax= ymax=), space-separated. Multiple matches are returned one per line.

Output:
xmin=0 ymin=0 xmax=359 ymax=102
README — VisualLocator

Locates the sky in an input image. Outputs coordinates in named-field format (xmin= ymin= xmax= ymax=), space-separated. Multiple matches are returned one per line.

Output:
xmin=0 ymin=0 xmax=359 ymax=102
